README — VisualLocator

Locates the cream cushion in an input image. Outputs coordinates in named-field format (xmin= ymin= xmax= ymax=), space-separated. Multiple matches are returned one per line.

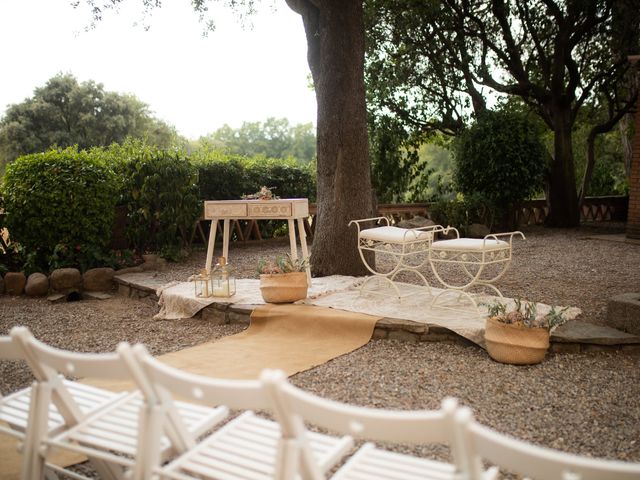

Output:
xmin=359 ymin=226 xmax=433 ymax=244
xmin=431 ymin=238 xmax=509 ymax=251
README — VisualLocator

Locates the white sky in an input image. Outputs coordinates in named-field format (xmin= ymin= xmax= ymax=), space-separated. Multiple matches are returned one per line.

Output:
xmin=0 ymin=0 xmax=317 ymax=139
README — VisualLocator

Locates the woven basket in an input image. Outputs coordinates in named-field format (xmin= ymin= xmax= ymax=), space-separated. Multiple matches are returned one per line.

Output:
xmin=259 ymin=272 xmax=308 ymax=304
xmin=484 ymin=316 xmax=550 ymax=365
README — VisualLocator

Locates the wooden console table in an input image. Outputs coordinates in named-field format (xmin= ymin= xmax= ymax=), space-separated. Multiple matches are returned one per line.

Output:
xmin=203 ymin=199 xmax=311 ymax=281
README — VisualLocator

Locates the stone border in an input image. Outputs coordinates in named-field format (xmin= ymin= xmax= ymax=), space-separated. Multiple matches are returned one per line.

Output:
xmin=114 ymin=277 xmax=640 ymax=353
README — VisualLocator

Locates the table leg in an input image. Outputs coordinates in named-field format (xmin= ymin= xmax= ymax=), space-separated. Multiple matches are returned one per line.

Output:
xmin=297 ymin=218 xmax=311 ymax=283
xmin=205 ymin=218 xmax=218 ymax=273
xmin=287 ymin=219 xmax=298 ymax=261
xmin=222 ymin=219 xmax=231 ymax=261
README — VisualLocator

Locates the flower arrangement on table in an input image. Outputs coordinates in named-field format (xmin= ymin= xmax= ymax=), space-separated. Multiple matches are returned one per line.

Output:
xmin=242 ymin=186 xmax=279 ymax=201
xmin=483 ymin=299 xmax=569 ymax=365
xmin=257 ymin=254 xmax=310 ymax=303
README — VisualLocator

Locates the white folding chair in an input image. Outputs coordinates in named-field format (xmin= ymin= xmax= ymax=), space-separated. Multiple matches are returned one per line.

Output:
xmin=10 ymin=327 xmax=226 ymax=480
xmin=263 ymin=370 xmax=467 ymax=480
xmin=128 ymin=346 xmax=354 ymax=480
xmin=2 ymin=328 xmax=132 ymax=480
xmin=455 ymin=407 xmax=640 ymax=480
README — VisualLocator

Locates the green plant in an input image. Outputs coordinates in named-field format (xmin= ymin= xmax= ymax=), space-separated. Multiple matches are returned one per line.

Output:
xmin=454 ymin=108 xmax=546 ymax=227
xmin=484 ymin=300 xmax=568 ymax=331
xmin=1 ymin=147 xmax=118 ymax=272
xmin=113 ymin=140 xmax=200 ymax=258
xmin=257 ymin=254 xmax=310 ymax=275
xmin=430 ymin=192 xmax=496 ymax=234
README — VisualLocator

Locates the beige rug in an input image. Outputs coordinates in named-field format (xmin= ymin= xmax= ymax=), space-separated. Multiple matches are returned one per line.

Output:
xmin=1 ymin=304 xmax=380 ymax=479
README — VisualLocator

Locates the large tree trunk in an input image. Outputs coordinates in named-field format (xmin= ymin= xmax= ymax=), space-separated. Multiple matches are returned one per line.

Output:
xmin=287 ymin=0 xmax=373 ymax=276
xmin=546 ymin=108 xmax=580 ymax=227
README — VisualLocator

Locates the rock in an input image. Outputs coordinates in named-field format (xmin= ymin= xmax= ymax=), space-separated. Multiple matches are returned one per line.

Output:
xmin=397 ymin=215 xmax=435 ymax=229
xmin=5 ymin=272 xmax=27 ymax=295
xmin=468 ymin=223 xmax=490 ymax=238
xmin=115 ymin=265 xmax=145 ymax=275
xmin=142 ymin=254 xmax=167 ymax=272
xmin=47 ymin=293 xmax=67 ymax=303
xmin=83 ymin=267 xmax=115 ymax=292
xmin=607 ymin=293 xmax=640 ymax=336
xmin=49 ymin=268 xmax=82 ymax=293
xmin=25 ymin=272 xmax=49 ymax=296
xmin=82 ymin=291 xmax=113 ymax=300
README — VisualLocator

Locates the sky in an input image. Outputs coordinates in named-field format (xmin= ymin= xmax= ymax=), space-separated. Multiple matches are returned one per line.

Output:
xmin=0 ymin=0 xmax=317 ymax=139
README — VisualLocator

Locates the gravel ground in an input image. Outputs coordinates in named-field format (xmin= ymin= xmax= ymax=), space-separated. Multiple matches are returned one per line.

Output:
xmin=1 ymin=222 xmax=639 ymax=476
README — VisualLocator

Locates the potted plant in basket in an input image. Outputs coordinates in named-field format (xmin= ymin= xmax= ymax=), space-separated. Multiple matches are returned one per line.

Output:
xmin=257 ymin=254 xmax=310 ymax=303
xmin=483 ymin=299 xmax=568 ymax=365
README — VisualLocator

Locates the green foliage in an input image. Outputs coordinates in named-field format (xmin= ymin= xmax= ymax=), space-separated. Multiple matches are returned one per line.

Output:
xmin=1 ymin=147 xmax=118 ymax=272
xmin=454 ymin=109 xmax=546 ymax=222
xmin=572 ymin=121 xmax=628 ymax=196
xmin=113 ymin=141 xmax=201 ymax=258
xmin=257 ymin=253 xmax=310 ymax=275
xmin=405 ymin=142 xmax=455 ymax=202
xmin=0 ymin=73 xmax=179 ymax=172
xmin=198 ymin=117 xmax=316 ymax=164
xmin=430 ymin=192 xmax=496 ymax=235
xmin=191 ymin=147 xmax=316 ymax=202
xmin=191 ymin=147 xmax=316 ymax=240
xmin=484 ymin=300 xmax=569 ymax=331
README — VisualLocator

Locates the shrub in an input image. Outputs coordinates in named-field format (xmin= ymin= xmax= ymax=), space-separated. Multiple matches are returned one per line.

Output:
xmin=430 ymin=192 xmax=496 ymax=235
xmin=454 ymin=109 xmax=546 ymax=226
xmin=192 ymin=148 xmax=316 ymax=201
xmin=114 ymin=141 xmax=200 ymax=259
xmin=1 ymin=147 xmax=118 ymax=272
xmin=191 ymin=149 xmax=316 ymax=240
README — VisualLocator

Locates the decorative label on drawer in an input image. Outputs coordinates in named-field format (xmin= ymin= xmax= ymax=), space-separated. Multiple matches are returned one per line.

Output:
xmin=248 ymin=203 xmax=292 ymax=217
xmin=205 ymin=202 xmax=247 ymax=218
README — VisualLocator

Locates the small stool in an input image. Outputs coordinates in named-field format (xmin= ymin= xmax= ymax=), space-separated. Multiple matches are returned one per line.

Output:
xmin=428 ymin=230 xmax=525 ymax=309
xmin=349 ymin=217 xmax=440 ymax=300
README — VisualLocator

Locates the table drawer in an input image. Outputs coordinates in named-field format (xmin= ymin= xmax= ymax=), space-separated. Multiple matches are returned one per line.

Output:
xmin=205 ymin=202 xmax=248 ymax=218
xmin=248 ymin=202 xmax=292 ymax=218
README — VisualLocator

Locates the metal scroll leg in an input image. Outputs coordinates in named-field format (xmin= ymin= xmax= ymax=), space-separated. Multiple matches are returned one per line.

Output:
xmin=297 ymin=218 xmax=311 ymax=284
xmin=205 ymin=218 xmax=218 ymax=273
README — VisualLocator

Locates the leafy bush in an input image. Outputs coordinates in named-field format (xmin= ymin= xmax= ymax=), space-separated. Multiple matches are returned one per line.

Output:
xmin=113 ymin=141 xmax=200 ymax=259
xmin=454 ymin=109 xmax=546 ymax=226
xmin=1 ymin=147 xmax=118 ymax=272
xmin=430 ymin=192 xmax=496 ymax=235
xmin=192 ymin=148 xmax=316 ymax=201
xmin=191 ymin=149 xmax=316 ymax=239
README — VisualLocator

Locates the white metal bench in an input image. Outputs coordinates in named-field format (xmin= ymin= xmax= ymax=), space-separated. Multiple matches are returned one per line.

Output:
xmin=349 ymin=217 xmax=441 ymax=300
xmin=429 ymin=229 xmax=525 ymax=309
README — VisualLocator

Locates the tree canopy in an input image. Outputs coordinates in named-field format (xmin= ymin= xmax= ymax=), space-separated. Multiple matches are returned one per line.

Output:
xmin=199 ymin=117 xmax=316 ymax=162
xmin=0 ymin=73 xmax=179 ymax=170
xmin=366 ymin=0 xmax=640 ymax=227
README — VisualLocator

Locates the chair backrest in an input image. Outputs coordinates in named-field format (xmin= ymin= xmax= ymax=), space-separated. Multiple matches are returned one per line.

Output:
xmin=125 ymin=344 xmax=273 ymax=477
xmin=129 ymin=343 xmax=271 ymax=412
xmin=10 ymin=326 xmax=134 ymax=423
xmin=262 ymin=370 xmax=465 ymax=475
xmin=0 ymin=334 xmax=25 ymax=361
xmin=456 ymin=407 xmax=640 ymax=480
xmin=10 ymin=326 xmax=132 ymax=381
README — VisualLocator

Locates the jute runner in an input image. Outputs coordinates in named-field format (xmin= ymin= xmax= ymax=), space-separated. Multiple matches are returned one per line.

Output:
xmin=1 ymin=304 xmax=380 ymax=479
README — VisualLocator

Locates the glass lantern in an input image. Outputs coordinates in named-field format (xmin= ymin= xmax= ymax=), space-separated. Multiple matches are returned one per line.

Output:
xmin=211 ymin=256 xmax=236 ymax=297
xmin=193 ymin=269 xmax=212 ymax=298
